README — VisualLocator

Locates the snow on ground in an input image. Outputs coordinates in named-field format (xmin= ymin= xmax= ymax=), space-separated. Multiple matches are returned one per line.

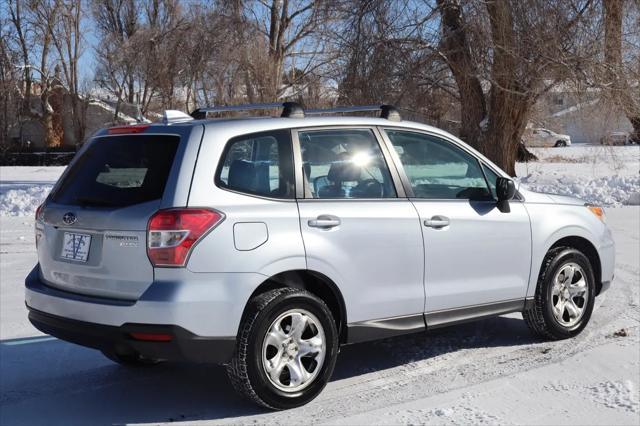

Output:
xmin=0 ymin=145 xmax=639 ymax=425
xmin=0 ymin=167 xmax=65 ymax=217
xmin=516 ymin=144 xmax=640 ymax=206
xmin=0 ymin=208 xmax=638 ymax=425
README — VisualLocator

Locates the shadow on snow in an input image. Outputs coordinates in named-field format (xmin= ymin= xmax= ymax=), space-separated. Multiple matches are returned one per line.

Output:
xmin=0 ymin=315 xmax=535 ymax=424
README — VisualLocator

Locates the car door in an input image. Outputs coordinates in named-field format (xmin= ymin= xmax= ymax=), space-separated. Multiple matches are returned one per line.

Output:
xmin=540 ymin=130 xmax=554 ymax=147
xmin=381 ymin=129 xmax=532 ymax=326
xmin=293 ymin=127 xmax=425 ymax=339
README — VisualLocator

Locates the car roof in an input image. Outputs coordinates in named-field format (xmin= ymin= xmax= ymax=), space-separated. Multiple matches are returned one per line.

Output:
xmin=197 ymin=116 xmax=447 ymax=135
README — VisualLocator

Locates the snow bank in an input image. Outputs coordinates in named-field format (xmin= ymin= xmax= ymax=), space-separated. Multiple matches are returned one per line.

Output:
xmin=0 ymin=185 xmax=53 ymax=217
xmin=627 ymin=192 xmax=640 ymax=206
xmin=517 ymin=145 xmax=639 ymax=207
xmin=519 ymin=173 xmax=640 ymax=206
xmin=0 ymin=166 xmax=64 ymax=217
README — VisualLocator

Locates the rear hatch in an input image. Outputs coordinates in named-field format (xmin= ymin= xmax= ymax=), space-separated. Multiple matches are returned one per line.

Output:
xmin=37 ymin=133 xmax=181 ymax=300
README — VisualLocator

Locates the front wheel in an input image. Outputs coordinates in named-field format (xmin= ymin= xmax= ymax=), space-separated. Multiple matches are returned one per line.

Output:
xmin=226 ymin=288 xmax=338 ymax=410
xmin=523 ymin=247 xmax=596 ymax=340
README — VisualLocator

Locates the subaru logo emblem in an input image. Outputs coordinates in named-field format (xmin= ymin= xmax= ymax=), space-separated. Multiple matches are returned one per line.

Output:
xmin=62 ymin=212 xmax=77 ymax=226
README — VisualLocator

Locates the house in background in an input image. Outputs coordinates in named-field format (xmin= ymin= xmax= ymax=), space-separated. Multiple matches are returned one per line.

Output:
xmin=8 ymin=95 xmax=141 ymax=150
xmin=532 ymin=83 xmax=633 ymax=144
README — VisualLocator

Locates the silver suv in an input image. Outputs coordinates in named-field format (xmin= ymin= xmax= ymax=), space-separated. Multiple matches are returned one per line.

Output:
xmin=26 ymin=103 xmax=615 ymax=409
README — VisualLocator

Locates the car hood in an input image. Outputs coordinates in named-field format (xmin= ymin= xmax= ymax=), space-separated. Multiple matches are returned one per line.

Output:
xmin=518 ymin=187 xmax=584 ymax=205
xmin=544 ymin=193 xmax=585 ymax=205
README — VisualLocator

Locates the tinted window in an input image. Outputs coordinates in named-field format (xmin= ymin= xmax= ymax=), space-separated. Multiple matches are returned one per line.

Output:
xmin=217 ymin=130 xmax=294 ymax=198
xmin=385 ymin=130 xmax=491 ymax=200
xmin=51 ymin=135 xmax=179 ymax=207
xmin=299 ymin=129 xmax=396 ymax=199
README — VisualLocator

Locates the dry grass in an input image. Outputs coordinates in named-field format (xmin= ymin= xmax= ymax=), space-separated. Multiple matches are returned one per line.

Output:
xmin=540 ymin=155 xmax=590 ymax=163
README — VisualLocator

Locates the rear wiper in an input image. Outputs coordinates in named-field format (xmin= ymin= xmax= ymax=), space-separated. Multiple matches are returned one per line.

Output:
xmin=74 ymin=196 xmax=119 ymax=207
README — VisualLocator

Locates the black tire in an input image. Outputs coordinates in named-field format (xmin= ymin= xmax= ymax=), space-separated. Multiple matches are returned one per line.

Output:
xmin=555 ymin=140 xmax=566 ymax=147
xmin=101 ymin=350 xmax=162 ymax=367
xmin=226 ymin=288 xmax=339 ymax=410
xmin=523 ymin=247 xmax=596 ymax=340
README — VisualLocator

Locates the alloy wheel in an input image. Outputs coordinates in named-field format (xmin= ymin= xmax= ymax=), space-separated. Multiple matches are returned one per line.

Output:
xmin=261 ymin=309 xmax=326 ymax=392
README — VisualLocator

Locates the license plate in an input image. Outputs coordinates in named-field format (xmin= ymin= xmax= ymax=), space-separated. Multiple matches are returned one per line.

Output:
xmin=61 ymin=232 xmax=92 ymax=262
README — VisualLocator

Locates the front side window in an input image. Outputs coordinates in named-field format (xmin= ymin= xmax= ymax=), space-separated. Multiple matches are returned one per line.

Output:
xmin=385 ymin=130 xmax=491 ymax=200
xmin=299 ymin=129 xmax=396 ymax=199
xmin=217 ymin=130 xmax=294 ymax=199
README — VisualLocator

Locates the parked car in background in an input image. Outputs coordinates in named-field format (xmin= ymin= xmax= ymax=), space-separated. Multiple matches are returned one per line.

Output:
xmin=600 ymin=132 xmax=631 ymax=146
xmin=523 ymin=128 xmax=572 ymax=147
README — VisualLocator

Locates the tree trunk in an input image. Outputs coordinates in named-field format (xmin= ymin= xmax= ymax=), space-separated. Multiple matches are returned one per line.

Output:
xmin=630 ymin=117 xmax=640 ymax=143
xmin=604 ymin=0 xmax=640 ymax=142
xmin=436 ymin=0 xmax=487 ymax=151
xmin=484 ymin=96 xmax=531 ymax=176
xmin=484 ymin=0 xmax=527 ymax=176
xmin=41 ymin=91 xmax=59 ymax=148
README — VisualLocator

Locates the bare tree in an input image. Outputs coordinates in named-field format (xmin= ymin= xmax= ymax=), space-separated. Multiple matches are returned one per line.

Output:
xmin=7 ymin=0 xmax=63 ymax=147
xmin=7 ymin=0 xmax=32 ymax=116
xmin=242 ymin=0 xmax=335 ymax=101
xmin=435 ymin=0 xmax=599 ymax=175
xmin=46 ymin=0 xmax=87 ymax=143
xmin=0 ymin=18 xmax=22 ymax=149
xmin=604 ymin=0 xmax=640 ymax=141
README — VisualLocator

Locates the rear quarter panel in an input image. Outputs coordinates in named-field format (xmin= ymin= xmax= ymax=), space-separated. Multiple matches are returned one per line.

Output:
xmin=185 ymin=125 xmax=306 ymax=276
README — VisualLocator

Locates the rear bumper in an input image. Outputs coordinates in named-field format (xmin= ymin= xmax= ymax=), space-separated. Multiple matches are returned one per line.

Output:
xmin=28 ymin=306 xmax=235 ymax=363
xmin=24 ymin=264 xmax=267 ymax=362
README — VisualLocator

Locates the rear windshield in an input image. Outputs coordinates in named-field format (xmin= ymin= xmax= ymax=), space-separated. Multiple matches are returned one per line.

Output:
xmin=51 ymin=135 xmax=180 ymax=207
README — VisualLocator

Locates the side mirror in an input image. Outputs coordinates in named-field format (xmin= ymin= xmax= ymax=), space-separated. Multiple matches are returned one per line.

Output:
xmin=496 ymin=177 xmax=516 ymax=201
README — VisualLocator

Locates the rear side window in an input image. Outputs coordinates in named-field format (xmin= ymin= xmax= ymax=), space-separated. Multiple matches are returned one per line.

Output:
xmin=51 ymin=135 xmax=179 ymax=207
xmin=216 ymin=130 xmax=294 ymax=199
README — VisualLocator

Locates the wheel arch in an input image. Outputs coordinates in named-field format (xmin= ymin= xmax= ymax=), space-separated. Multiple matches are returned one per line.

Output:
xmin=549 ymin=236 xmax=602 ymax=294
xmin=241 ymin=270 xmax=348 ymax=343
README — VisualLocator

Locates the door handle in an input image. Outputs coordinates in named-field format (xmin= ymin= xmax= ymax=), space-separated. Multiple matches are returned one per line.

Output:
xmin=308 ymin=215 xmax=341 ymax=229
xmin=424 ymin=215 xmax=450 ymax=229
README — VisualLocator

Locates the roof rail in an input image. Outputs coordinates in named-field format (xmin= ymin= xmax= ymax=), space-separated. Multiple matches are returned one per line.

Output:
xmin=190 ymin=102 xmax=304 ymax=119
xmin=305 ymin=104 xmax=402 ymax=121
xmin=189 ymin=102 xmax=402 ymax=121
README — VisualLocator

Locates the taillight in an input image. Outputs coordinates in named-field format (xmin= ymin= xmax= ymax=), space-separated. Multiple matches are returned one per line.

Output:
xmin=35 ymin=204 xmax=44 ymax=249
xmin=35 ymin=203 xmax=44 ymax=222
xmin=147 ymin=208 xmax=224 ymax=267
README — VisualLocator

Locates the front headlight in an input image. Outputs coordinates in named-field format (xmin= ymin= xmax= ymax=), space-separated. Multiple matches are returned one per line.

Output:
xmin=586 ymin=204 xmax=605 ymax=223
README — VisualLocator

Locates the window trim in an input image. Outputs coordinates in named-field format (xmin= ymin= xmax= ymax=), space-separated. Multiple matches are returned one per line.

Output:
xmin=379 ymin=128 xmax=499 ymax=202
xmin=291 ymin=126 xmax=407 ymax=200
xmin=214 ymin=129 xmax=296 ymax=201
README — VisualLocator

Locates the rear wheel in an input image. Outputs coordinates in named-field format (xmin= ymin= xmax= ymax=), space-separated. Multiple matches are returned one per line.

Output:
xmin=523 ymin=247 xmax=595 ymax=340
xmin=102 ymin=350 xmax=162 ymax=367
xmin=226 ymin=288 xmax=338 ymax=410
